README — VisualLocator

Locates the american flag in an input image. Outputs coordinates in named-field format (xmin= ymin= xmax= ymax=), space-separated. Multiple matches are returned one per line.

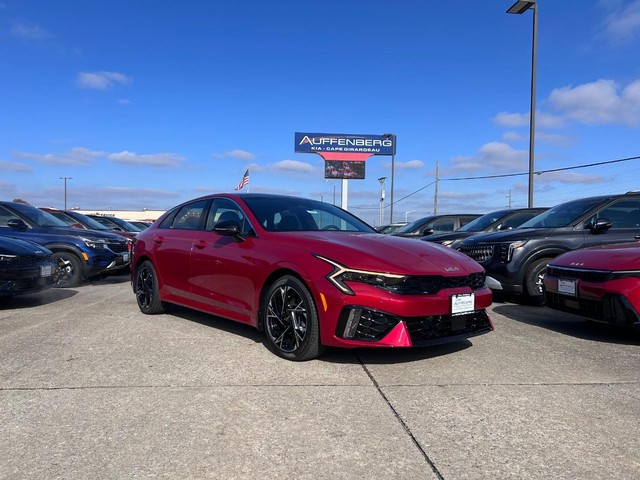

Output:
xmin=234 ymin=169 xmax=249 ymax=190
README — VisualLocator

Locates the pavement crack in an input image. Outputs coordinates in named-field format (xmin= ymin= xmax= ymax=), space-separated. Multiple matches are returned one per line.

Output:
xmin=356 ymin=354 xmax=445 ymax=480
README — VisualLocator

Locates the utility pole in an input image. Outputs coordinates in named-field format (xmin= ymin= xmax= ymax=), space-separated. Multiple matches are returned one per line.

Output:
xmin=59 ymin=177 xmax=72 ymax=209
xmin=433 ymin=161 xmax=439 ymax=214
xmin=507 ymin=189 xmax=512 ymax=208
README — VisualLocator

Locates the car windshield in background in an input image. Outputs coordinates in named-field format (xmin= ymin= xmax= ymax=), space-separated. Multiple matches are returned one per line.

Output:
xmin=71 ymin=212 xmax=111 ymax=230
xmin=11 ymin=203 xmax=68 ymax=227
xmin=392 ymin=217 xmax=433 ymax=234
xmin=518 ymin=197 xmax=605 ymax=229
xmin=457 ymin=210 xmax=511 ymax=232
xmin=241 ymin=195 xmax=375 ymax=233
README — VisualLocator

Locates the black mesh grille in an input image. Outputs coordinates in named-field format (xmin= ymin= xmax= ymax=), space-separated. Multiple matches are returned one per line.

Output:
xmin=106 ymin=241 xmax=129 ymax=253
xmin=388 ymin=271 xmax=486 ymax=295
xmin=1 ymin=253 xmax=52 ymax=266
xmin=545 ymin=292 xmax=640 ymax=326
xmin=337 ymin=307 xmax=492 ymax=343
xmin=546 ymin=266 xmax=610 ymax=283
xmin=459 ymin=244 xmax=494 ymax=262
xmin=404 ymin=310 xmax=492 ymax=343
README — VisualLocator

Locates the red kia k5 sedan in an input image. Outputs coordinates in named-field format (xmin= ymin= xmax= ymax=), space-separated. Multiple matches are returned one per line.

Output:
xmin=131 ymin=193 xmax=493 ymax=360
xmin=543 ymin=242 xmax=640 ymax=329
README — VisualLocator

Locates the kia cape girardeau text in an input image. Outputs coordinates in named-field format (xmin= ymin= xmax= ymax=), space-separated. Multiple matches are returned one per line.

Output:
xmin=131 ymin=193 xmax=493 ymax=361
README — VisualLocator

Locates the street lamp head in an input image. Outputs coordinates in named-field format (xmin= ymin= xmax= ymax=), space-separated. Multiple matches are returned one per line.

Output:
xmin=378 ymin=177 xmax=387 ymax=183
xmin=507 ymin=0 xmax=535 ymax=14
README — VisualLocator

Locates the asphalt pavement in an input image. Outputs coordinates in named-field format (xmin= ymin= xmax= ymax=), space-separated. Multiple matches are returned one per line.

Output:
xmin=1 ymin=274 xmax=639 ymax=479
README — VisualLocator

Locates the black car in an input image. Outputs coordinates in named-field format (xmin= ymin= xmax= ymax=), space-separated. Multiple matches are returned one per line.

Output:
xmin=391 ymin=214 xmax=481 ymax=238
xmin=0 ymin=236 xmax=56 ymax=297
xmin=458 ymin=192 xmax=640 ymax=302
xmin=422 ymin=208 xmax=548 ymax=249
xmin=0 ymin=201 xmax=131 ymax=287
xmin=87 ymin=214 xmax=142 ymax=235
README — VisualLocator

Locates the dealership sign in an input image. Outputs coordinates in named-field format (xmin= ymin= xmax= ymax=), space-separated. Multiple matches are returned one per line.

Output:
xmin=295 ymin=132 xmax=395 ymax=156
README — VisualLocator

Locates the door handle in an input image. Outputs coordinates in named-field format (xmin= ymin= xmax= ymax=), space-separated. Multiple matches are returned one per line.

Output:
xmin=153 ymin=236 xmax=165 ymax=244
xmin=193 ymin=240 xmax=208 ymax=249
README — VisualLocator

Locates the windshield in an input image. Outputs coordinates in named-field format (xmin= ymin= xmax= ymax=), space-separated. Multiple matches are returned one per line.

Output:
xmin=518 ymin=197 xmax=605 ymax=228
xmin=68 ymin=212 xmax=110 ymax=230
xmin=242 ymin=195 xmax=375 ymax=233
xmin=11 ymin=203 xmax=69 ymax=227
xmin=393 ymin=216 xmax=434 ymax=234
xmin=457 ymin=210 xmax=510 ymax=232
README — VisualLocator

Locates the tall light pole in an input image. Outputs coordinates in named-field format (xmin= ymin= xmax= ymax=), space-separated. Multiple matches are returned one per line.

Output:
xmin=59 ymin=176 xmax=72 ymax=209
xmin=507 ymin=0 xmax=537 ymax=208
xmin=378 ymin=177 xmax=386 ymax=226
xmin=383 ymin=133 xmax=396 ymax=222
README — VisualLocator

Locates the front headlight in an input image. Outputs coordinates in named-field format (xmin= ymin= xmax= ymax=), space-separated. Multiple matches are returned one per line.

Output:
xmin=0 ymin=254 xmax=17 ymax=262
xmin=315 ymin=255 xmax=406 ymax=295
xmin=79 ymin=236 xmax=109 ymax=249
xmin=441 ymin=240 xmax=455 ymax=247
xmin=608 ymin=270 xmax=640 ymax=280
xmin=503 ymin=240 xmax=528 ymax=262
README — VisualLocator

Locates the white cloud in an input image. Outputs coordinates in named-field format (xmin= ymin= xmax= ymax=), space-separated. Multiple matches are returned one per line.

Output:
xmin=15 ymin=147 xmax=105 ymax=165
xmin=271 ymin=160 xmax=315 ymax=173
xmin=10 ymin=22 xmax=50 ymax=40
xmin=396 ymin=160 xmax=425 ymax=170
xmin=446 ymin=142 xmax=527 ymax=173
xmin=224 ymin=149 xmax=255 ymax=160
xmin=548 ymin=78 xmax=640 ymax=126
xmin=108 ymin=151 xmax=185 ymax=167
xmin=0 ymin=160 xmax=31 ymax=172
xmin=493 ymin=111 xmax=565 ymax=129
xmin=76 ymin=71 xmax=133 ymax=90
xmin=537 ymin=171 xmax=604 ymax=185
xmin=118 ymin=98 xmax=132 ymax=105
xmin=600 ymin=0 xmax=640 ymax=42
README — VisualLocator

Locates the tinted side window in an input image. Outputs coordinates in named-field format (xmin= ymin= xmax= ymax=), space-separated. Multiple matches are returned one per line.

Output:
xmin=0 ymin=206 xmax=19 ymax=228
xmin=591 ymin=198 xmax=640 ymax=229
xmin=428 ymin=218 xmax=455 ymax=233
xmin=205 ymin=198 xmax=252 ymax=235
xmin=170 ymin=200 xmax=208 ymax=230
xmin=459 ymin=216 xmax=477 ymax=227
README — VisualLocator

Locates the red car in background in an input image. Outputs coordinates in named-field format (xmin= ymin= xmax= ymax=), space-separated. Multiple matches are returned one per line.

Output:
xmin=131 ymin=193 xmax=493 ymax=361
xmin=543 ymin=242 xmax=640 ymax=328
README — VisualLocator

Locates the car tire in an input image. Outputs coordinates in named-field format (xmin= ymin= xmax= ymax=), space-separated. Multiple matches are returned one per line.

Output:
xmin=262 ymin=275 xmax=324 ymax=361
xmin=134 ymin=260 xmax=166 ymax=314
xmin=524 ymin=257 xmax=551 ymax=305
xmin=52 ymin=251 xmax=83 ymax=288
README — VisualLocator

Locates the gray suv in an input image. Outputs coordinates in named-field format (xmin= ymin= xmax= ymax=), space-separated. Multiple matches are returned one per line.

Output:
xmin=458 ymin=192 xmax=640 ymax=302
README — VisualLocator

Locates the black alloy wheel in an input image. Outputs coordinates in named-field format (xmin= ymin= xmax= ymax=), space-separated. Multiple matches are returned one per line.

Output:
xmin=52 ymin=252 xmax=82 ymax=288
xmin=263 ymin=275 xmax=323 ymax=361
xmin=135 ymin=260 xmax=166 ymax=314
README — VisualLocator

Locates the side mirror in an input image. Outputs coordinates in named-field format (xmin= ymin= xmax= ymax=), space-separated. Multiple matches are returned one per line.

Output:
xmin=422 ymin=228 xmax=434 ymax=236
xmin=7 ymin=218 xmax=28 ymax=230
xmin=589 ymin=218 xmax=612 ymax=233
xmin=213 ymin=221 xmax=244 ymax=241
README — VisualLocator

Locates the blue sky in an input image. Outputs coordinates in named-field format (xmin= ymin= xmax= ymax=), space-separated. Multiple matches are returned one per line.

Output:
xmin=1 ymin=0 xmax=639 ymax=226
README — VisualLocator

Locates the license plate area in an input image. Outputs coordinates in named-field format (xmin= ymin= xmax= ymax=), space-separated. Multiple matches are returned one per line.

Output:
xmin=558 ymin=278 xmax=576 ymax=296
xmin=451 ymin=293 xmax=475 ymax=315
xmin=40 ymin=264 xmax=53 ymax=277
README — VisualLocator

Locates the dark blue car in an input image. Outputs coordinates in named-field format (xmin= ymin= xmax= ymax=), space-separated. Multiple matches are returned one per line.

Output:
xmin=0 ymin=201 xmax=131 ymax=287
xmin=0 ymin=236 xmax=56 ymax=297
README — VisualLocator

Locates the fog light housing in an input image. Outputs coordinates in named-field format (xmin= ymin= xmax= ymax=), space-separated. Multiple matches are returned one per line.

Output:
xmin=337 ymin=307 xmax=400 ymax=341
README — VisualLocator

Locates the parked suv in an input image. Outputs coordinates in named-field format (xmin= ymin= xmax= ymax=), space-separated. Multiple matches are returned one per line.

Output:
xmin=391 ymin=214 xmax=481 ymax=238
xmin=422 ymin=208 xmax=548 ymax=249
xmin=0 ymin=201 xmax=131 ymax=287
xmin=457 ymin=192 xmax=640 ymax=302
xmin=39 ymin=207 xmax=137 ymax=241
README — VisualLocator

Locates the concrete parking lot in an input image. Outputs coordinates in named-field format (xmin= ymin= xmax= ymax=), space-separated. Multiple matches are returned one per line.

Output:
xmin=1 ymin=274 xmax=639 ymax=479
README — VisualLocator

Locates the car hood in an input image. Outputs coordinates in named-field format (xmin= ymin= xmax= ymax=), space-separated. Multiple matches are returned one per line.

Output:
xmin=550 ymin=242 xmax=640 ymax=270
xmin=274 ymin=232 xmax=483 ymax=275
xmin=0 ymin=236 xmax=52 ymax=256
xmin=460 ymin=227 xmax=561 ymax=245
